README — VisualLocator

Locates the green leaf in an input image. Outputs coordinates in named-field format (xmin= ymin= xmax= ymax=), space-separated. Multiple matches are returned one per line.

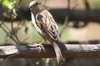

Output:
xmin=0 ymin=0 xmax=16 ymax=9
xmin=1 ymin=0 xmax=10 ymax=7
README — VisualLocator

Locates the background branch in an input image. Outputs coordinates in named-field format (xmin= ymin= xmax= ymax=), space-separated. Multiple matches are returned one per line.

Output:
xmin=1 ymin=7 xmax=100 ymax=23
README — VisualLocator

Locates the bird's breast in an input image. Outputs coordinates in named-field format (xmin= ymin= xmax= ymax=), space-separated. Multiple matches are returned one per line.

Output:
xmin=31 ymin=12 xmax=47 ymax=38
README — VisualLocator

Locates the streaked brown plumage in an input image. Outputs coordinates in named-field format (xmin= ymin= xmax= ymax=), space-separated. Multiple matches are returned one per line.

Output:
xmin=29 ymin=1 xmax=64 ymax=64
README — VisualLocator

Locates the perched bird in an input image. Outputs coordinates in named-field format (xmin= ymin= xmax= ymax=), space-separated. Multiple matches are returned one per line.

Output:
xmin=29 ymin=1 xmax=65 ymax=64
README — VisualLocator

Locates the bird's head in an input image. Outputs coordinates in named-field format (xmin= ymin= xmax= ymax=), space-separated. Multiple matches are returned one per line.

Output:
xmin=29 ymin=1 xmax=45 ymax=14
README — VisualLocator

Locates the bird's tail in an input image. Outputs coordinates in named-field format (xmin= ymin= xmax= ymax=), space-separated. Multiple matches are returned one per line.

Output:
xmin=52 ymin=41 xmax=65 ymax=64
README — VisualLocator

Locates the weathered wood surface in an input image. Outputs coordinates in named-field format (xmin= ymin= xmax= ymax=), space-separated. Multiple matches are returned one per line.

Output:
xmin=0 ymin=44 xmax=100 ymax=59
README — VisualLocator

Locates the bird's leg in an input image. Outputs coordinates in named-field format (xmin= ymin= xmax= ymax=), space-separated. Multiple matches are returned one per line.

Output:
xmin=34 ymin=40 xmax=48 ymax=47
xmin=39 ymin=39 xmax=48 ymax=45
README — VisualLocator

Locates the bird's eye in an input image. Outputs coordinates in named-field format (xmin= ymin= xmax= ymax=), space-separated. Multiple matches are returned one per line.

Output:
xmin=34 ymin=2 xmax=39 ymax=6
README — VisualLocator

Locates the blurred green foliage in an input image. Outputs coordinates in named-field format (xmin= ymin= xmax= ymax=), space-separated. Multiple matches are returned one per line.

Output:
xmin=0 ymin=0 xmax=16 ymax=9
xmin=88 ymin=0 xmax=100 ymax=9
xmin=0 ymin=21 xmax=69 ymax=44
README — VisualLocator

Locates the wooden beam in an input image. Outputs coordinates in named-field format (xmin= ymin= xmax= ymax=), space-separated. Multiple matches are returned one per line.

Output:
xmin=0 ymin=43 xmax=100 ymax=59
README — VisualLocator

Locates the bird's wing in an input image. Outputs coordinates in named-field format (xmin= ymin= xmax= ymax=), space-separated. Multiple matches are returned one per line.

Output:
xmin=35 ymin=10 xmax=60 ymax=41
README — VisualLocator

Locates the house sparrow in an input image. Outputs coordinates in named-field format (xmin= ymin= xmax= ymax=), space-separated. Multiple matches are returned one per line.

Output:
xmin=29 ymin=1 xmax=65 ymax=64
